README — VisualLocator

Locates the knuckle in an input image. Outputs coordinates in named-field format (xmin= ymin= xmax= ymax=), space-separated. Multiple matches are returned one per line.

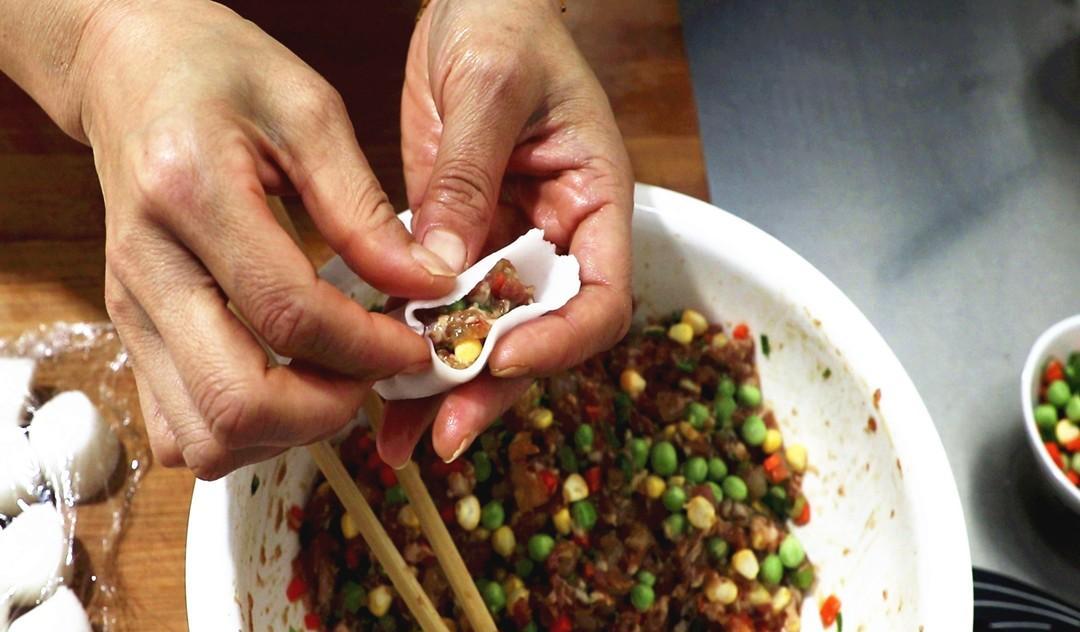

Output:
xmin=291 ymin=80 xmax=348 ymax=126
xmin=132 ymin=123 xmax=201 ymax=210
xmin=461 ymin=47 xmax=527 ymax=97
xmin=249 ymin=286 xmax=316 ymax=355
xmin=430 ymin=158 xmax=494 ymax=224
xmin=103 ymin=274 xmax=134 ymax=324
xmin=190 ymin=373 xmax=254 ymax=448
xmin=183 ymin=443 xmax=230 ymax=481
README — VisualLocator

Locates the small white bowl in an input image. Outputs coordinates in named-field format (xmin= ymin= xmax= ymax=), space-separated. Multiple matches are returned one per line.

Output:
xmin=1021 ymin=314 xmax=1080 ymax=513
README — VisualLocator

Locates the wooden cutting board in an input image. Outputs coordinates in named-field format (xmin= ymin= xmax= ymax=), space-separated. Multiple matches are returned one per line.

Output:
xmin=0 ymin=1 xmax=706 ymax=629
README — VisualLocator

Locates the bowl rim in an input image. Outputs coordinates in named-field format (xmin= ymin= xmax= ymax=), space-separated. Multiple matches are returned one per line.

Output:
xmin=1020 ymin=313 xmax=1080 ymax=507
xmin=187 ymin=183 xmax=974 ymax=629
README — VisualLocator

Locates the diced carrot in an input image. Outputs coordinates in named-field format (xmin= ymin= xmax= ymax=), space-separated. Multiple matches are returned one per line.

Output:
xmin=820 ymin=594 xmax=841 ymax=626
xmin=440 ymin=504 xmax=455 ymax=523
xmin=1065 ymin=438 xmax=1080 ymax=453
xmin=304 ymin=611 xmax=321 ymax=630
xmin=795 ymin=500 xmax=811 ymax=526
xmin=378 ymin=465 xmax=397 ymax=487
xmin=550 ymin=615 xmax=573 ymax=632
xmin=365 ymin=451 xmax=384 ymax=472
xmin=1046 ymin=442 xmax=1067 ymax=470
xmin=582 ymin=561 xmax=595 ymax=579
xmin=286 ymin=575 xmax=308 ymax=602
xmin=287 ymin=505 xmax=305 ymax=532
xmin=355 ymin=433 xmax=374 ymax=454
xmin=733 ymin=323 xmax=749 ymax=340
xmin=573 ymin=532 xmax=591 ymax=549
xmin=539 ymin=470 xmax=559 ymax=495
xmin=1045 ymin=360 xmax=1064 ymax=383
xmin=584 ymin=404 xmax=602 ymax=422
xmin=585 ymin=466 xmax=602 ymax=494
xmin=1067 ymin=471 xmax=1080 ymax=486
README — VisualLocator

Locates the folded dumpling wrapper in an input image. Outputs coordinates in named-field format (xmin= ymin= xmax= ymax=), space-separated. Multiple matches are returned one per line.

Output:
xmin=0 ymin=426 xmax=40 ymax=518
xmin=374 ymin=229 xmax=581 ymax=400
xmin=0 ymin=502 xmax=72 ymax=608
xmin=7 ymin=587 xmax=91 ymax=632
xmin=0 ymin=359 xmax=35 ymax=428
xmin=29 ymin=391 xmax=120 ymax=504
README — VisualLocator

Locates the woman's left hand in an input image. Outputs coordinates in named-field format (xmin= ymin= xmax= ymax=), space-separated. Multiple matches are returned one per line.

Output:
xmin=378 ymin=0 xmax=634 ymax=466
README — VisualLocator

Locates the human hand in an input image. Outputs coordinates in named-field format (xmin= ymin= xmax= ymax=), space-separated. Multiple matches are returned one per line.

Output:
xmin=80 ymin=1 xmax=458 ymax=479
xmin=379 ymin=0 xmax=634 ymax=466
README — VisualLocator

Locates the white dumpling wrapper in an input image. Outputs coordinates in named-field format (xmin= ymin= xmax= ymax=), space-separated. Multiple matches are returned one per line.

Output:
xmin=0 ymin=503 xmax=71 ymax=607
xmin=0 ymin=427 xmax=40 ymax=518
xmin=7 ymin=587 xmax=90 ymax=632
xmin=0 ymin=359 xmax=35 ymax=428
xmin=28 ymin=391 xmax=120 ymax=503
xmin=374 ymin=229 xmax=581 ymax=400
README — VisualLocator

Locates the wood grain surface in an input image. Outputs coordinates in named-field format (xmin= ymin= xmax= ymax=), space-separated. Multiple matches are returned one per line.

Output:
xmin=0 ymin=2 xmax=705 ymax=629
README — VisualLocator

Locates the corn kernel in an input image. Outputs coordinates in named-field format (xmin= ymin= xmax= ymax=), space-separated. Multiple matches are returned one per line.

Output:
xmin=398 ymin=505 xmax=420 ymax=529
xmin=686 ymin=496 xmax=717 ymax=530
xmin=704 ymin=575 xmax=738 ymax=604
xmin=453 ymin=339 xmax=483 ymax=366
xmin=368 ymin=585 xmax=392 ymax=617
xmin=1056 ymin=420 xmax=1080 ymax=445
xmin=681 ymin=309 xmax=709 ymax=336
xmin=492 ymin=525 xmax=516 ymax=557
xmin=678 ymin=421 xmax=701 ymax=441
xmin=455 ymin=495 xmax=481 ymax=531
xmin=552 ymin=507 xmax=573 ymax=534
xmin=644 ymin=475 xmax=666 ymax=499
xmin=507 ymin=586 xmax=530 ymax=609
xmin=472 ymin=527 xmax=490 ymax=541
xmin=762 ymin=429 xmax=783 ymax=454
xmin=772 ymin=587 xmax=792 ymax=612
xmin=503 ymin=575 xmax=525 ymax=596
xmin=529 ymin=407 xmax=554 ymax=430
xmin=732 ymin=549 xmax=759 ymax=579
xmin=620 ymin=369 xmax=647 ymax=398
xmin=711 ymin=333 xmax=728 ymax=349
xmin=785 ymin=444 xmax=808 ymax=473
xmin=679 ymin=378 xmax=702 ymax=395
xmin=563 ymin=473 xmax=589 ymax=503
xmin=341 ymin=512 xmax=360 ymax=540
xmin=668 ymin=475 xmax=686 ymax=487
xmin=668 ymin=322 xmax=694 ymax=345
xmin=748 ymin=585 xmax=772 ymax=606
xmin=784 ymin=615 xmax=801 ymax=632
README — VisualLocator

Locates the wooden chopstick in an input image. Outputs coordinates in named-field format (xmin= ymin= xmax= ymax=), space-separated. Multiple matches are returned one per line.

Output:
xmin=223 ymin=197 xmax=450 ymax=631
xmin=363 ymin=395 xmax=498 ymax=632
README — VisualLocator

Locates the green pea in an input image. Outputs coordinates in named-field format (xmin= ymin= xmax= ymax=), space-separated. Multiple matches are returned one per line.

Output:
xmin=341 ymin=581 xmax=366 ymax=614
xmin=686 ymin=402 xmax=710 ymax=429
xmin=684 ymin=456 xmax=708 ymax=483
xmin=637 ymin=570 xmax=656 ymax=587
xmin=650 ymin=441 xmax=679 ymax=476
xmin=792 ymin=564 xmax=815 ymax=590
xmin=778 ymin=534 xmax=805 ymax=568
xmin=385 ymin=485 xmax=407 ymax=505
xmin=713 ymin=396 xmax=737 ymax=427
xmin=630 ymin=583 xmax=655 ymax=611
xmin=766 ymin=485 xmax=787 ymax=514
xmin=1047 ymin=380 xmax=1072 ymax=408
xmin=662 ymin=512 xmax=686 ymax=539
xmin=472 ymin=452 xmax=492 ymax=483
xmin=521 ymin=623 xmax=538 ymax=632
xmin=629 ymin=438 xmax=650 ymax=470
xmin=741 ymin=415 xmax=767 ymax=446
xmin=722 ymin=475 xmax=748 ymax=501
xmin=481 ymin=580 xmax=506 ymax=612
xmin=527 ymin=534 xmax=555 ymax=562
xmin=1035 ymin=404 xmax=1059 ymax=433
xmin=1072 ymin=452 xmax=1080 ymax=473
xmin=571 ymin=500 xmax=598 ymax=531
xmin=662 ymin=486 xmax=687 ymax=512
xmin=481 ymin=501 xmax=505 ymax=530
xmin=1067 ymin=395 xmax=1080 ymax=422
xmin=705 ymin=458 xmax=727 ymax=482
xmin=760 ymin=554 xmax=783 ymax=585
xmin=718 ymin=376 xmax=736 ymax=398
xmin=706 ymin=537 xmax=729 ymax=560
xmin=737 ymin=383 xmax=762 ymax=408
xmin=558 ymin=445 xmax=579 ymax=473
xmin=614 ymin=392 xmax=633 ymax=425
xmin=514 ymin=557 xmax=535 ymax=578
xmin=705 ymin=481 xmax=724 ymax=503
xmin=575 ymin=424 xmax=595 ymax=451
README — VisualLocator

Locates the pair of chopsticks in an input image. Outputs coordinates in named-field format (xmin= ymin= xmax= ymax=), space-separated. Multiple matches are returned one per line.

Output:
xmin=233 ymin=198 xmax=496 ymax=632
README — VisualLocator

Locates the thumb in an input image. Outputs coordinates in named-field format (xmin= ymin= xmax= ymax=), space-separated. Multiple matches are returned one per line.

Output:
xmin=411 ymin=65 xmax=536 ymax=272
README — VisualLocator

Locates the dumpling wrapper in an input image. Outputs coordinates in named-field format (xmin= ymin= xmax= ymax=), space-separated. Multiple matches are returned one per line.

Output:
xmin=374 ymin=229 xmax=581 ymax=400
xmin=0 ymin=427 xmax=40 ymax=518
xmin=0 ymin=359 xmax=35 ymax=428
xmin=0 ymin=503 xmax=72 ymax=608
xmin=28 ymin=391 xmax=120 ymax=504
xmin=7 ymin=587 xmax=91 ymax=632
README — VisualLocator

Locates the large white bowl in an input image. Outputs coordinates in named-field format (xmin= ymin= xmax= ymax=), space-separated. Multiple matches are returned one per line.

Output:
xmin=186 ymin=184 xmax=972 ymax=631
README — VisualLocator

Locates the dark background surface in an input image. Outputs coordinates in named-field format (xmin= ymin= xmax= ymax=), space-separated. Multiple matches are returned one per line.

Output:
xmin=680 ymin=0 xmax=1080 ymax=603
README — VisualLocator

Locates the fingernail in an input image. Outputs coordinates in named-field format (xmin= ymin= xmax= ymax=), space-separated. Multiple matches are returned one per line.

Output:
xmin=491 ymin=365 xmax=528 ymax=378
xmin=410 ymin=243 xmax=457 ymax=278
xmin=422 ymin=228 xmax=467 ymax=273
xmin=444 ymin=433 xmax=475 ymax=463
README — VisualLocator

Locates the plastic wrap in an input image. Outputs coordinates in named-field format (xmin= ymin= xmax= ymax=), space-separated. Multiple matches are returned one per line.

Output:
xmin=0 ymin=323 xmax=147 ymax=631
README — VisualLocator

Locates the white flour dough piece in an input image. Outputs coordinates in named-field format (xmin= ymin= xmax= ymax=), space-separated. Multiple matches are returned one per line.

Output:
xmin=0 ymin=427 xmax=40 ymax=518
xmin=29 ymin=391 xmax=120 ymax=503
xmin=0 ymin=503 xmax=71 ymax=607
xmin=374 ymin=229 xmax=581 ymax=400
xmin=8 ymin=587 xmax=90 ymax=632
xmin=0 ymin=359 xmax=35 ymax=428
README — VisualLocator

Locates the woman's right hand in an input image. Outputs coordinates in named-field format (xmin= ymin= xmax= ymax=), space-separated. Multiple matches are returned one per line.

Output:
xmin=76 ymin=1 xmax=457 ymax=479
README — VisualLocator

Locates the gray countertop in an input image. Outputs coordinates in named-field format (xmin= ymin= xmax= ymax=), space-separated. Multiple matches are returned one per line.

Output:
xmin=680 ymin=0 xmax=1080 ymax=605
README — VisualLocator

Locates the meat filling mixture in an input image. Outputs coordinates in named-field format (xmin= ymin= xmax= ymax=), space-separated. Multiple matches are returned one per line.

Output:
xmin=416 ymin=259 xmax=535 ymax=369
xmin=291 ymin=309 xmax=816 ymax=632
